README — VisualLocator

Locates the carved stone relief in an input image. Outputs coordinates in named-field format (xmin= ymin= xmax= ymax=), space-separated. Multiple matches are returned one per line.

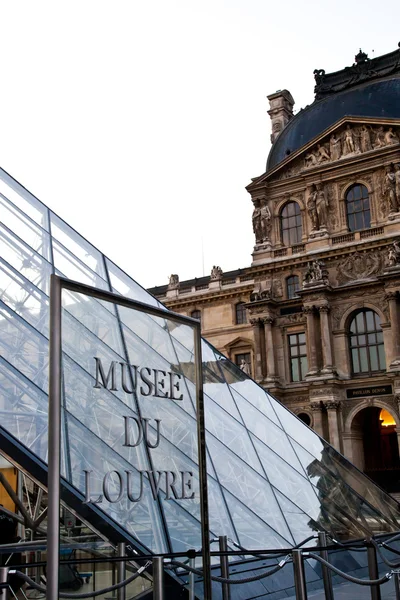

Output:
xmin=303 ymin=125 xmax=400 ymax=169
xmin=336 ymin=251 xmax=384 ymax=285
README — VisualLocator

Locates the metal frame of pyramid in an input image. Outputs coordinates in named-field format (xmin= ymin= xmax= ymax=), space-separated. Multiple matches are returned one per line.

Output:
xmin=1 ymin=165 xmax=400 ymax=597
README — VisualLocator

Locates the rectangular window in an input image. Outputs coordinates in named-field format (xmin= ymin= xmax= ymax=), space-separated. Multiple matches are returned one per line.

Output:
xmin=288 ymin=333 xmax=308 ymax=382
xmin=235 ymin=353 xmax=252 ymax=376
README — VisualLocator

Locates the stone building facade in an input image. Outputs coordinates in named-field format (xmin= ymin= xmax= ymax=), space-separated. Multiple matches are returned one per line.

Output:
xmin=149 ymin=45 xmax=400 ymax=494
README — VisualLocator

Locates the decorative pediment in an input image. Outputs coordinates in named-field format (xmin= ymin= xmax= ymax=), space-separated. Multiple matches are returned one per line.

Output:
xmin=256 ymin=117 xmax=400 ymax=185
xmin=224 ymin=336 xmax=254 ymax=351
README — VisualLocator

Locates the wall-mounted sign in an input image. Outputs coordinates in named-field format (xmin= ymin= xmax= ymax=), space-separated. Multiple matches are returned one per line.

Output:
xmin=346 ymin=385 xmax=392 ymax=399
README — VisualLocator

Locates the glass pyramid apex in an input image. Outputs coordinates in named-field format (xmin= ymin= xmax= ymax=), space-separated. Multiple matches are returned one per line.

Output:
xmin=1 ymin=164 xmax=400 ymax=563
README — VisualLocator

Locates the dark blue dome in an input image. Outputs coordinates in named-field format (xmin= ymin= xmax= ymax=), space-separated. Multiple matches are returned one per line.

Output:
xmin=267 ymin=78 xmax=400 ymax=170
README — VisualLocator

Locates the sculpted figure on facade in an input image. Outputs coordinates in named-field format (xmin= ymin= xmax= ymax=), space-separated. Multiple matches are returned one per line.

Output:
xmin=344 ymin=124 xmax=355 ymax=155
xmin=305 ymin=150 xmax=318 ymax=168
xmin=307 ymin=184 xmax=318 ymax=230
xmin=388 ymin=240 xmax=400 ymax=267
xmin=252 ymin=199 xmax=263 ymax=244
xmin=360 ymin=125 xmax=372 ymax=153
xmin=316 ymin=183 xmax=329 ymax=229
xmin=260 ymin=199 xmax=272 ymax=242
xmin=374 ymin=126 xmax=385 ymax=148
xmin=304 ymin=259 xmax=328 ymax=286
xmin=210 ymin=265 xmax=223 ymax=280
xmin=239 ymin=358 xmax=251 ymax=375
xmin=384 ymin=127 xmax=399 ymax=146
xmin=317 ymin=143 xmax=330 ymax=163
xmin=384 ymin=165 xmax=398 ymax=213
xmin=330 ymin=133 xmax=341 ymax=161
xmin=395 ymin=164 xmax=400 ymax=207
xmin=168 ymin=274 xmax=179 ymax=289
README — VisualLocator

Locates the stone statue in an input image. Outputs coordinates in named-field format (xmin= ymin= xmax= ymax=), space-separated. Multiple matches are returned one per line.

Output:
xmin=317 ymin=144 xmax=330 ymax=163
xmin=252 ymin=200 xmax=263 ymax=244
xmin=239 ymin=358 xmax=250 ymax=375
xmin=395 ymin=164 xmax=400 ymax=206
xmin=388 ymin=240 xmax=400 ymax=267
xmin=384 ymin=165 xmax=398 ymax=213
xmin=374 ymin=126 xmax=385 ymax=148
xmin=330 ymin=133 xmax=341 ymax=161
xmin=360 ymin=125 xmax=372 ymax=153
xmin=305 ymin=151 xmax=318 ymax=168
xmin=168 ymin=274 xmax=179 ymax=289
xmin=210 ymin=265 xmax=223 ymax=280
xmin=260 ymin=200 xmax=272 ymax=242
xmin=385 ymin=127 xmax=399 ymax=146
xmin=316 ymin=183 xmax=329 ymax=229
xmin=304 ymin=259 xmax=327 ymax=286
xmin=307 ymin=184 xmax=318 ymax=230
xmin=344 ymin=125 xmax=355 ymax=154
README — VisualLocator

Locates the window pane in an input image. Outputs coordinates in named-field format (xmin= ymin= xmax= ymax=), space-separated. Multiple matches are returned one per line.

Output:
xmin=378 ymin=345 xmax=386 ymax=370
xmin=300 ymin=357 xmax=308 ymax=379
xmin=359 ymin=347 xmax=369 ymax=372
xmin=369 ymin=346 xmax=379 ymax=372
xmin=352 ymin=349 xmax=360 ymax=373
xmin=291 ymin=359 xmax=299 ymax=381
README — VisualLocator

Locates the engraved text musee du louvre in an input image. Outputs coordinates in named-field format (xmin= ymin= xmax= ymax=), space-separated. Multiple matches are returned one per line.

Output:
xmin=84 ymin=358 xmax=195 ymax=504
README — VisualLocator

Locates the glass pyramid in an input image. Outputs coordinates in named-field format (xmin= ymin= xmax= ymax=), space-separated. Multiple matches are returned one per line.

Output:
xmin=1 ymin=164 xmax=400 ymax=563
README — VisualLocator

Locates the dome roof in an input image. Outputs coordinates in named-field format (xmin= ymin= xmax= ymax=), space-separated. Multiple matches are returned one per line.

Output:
xmin=267 ymin=77 xmax=400 ymax=170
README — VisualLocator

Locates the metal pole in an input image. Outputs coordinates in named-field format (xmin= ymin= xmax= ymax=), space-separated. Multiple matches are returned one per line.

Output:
xmin=292 ymin=550 xmax=308 ymax=600
xmin=47 ymin=274 xmax=62 ymax=600
xmin=153 ymin=557 xmax=164 ymax=600
xmin=367 ymin=541 xmax=382 ymax=600
xmin=394 ymin=571 xmax=400 ymax=600
xmin=317 ymin=532 xmax=333 ymax=600
xmin=117 ymin=542 xmax=126 ymax=600
xmin=219 ymin=536 xmax=231 ymax=600
xmin=194 ymin=324 xmax=212 ymax=600
xmin=0 ymin=567 xmax=9 ymax=599
xmin=189 ymin=558 xmax=195 ymax=600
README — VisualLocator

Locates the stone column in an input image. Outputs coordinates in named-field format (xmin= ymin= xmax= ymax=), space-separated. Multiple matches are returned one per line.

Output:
xmin=250 ymin=318 xmax=263 ymax=381
xmin=310 ymin=401 xmax=324 ymax=437
xmin=318 ymin=305 xmax=334 ymax=374
xmin=386 ymin=291 xmax=400 ymax=368
xmin=324 ymin=400 xmax=342 ymax=451
xmin=263 ymin=316 xmax=276 ymax=381
xmin=304 ymin=306 xmax=319 ymax=376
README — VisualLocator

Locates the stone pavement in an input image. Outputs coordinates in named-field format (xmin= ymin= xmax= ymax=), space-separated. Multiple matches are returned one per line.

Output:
xmin=286 ymin=577 xmax=398 ymax=599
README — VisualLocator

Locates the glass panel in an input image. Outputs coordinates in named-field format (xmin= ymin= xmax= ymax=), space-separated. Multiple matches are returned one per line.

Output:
xmin=0 ymin=169 xmax=49 ymax=229
xmin=53 ymin=240 xmax=109 ymax=290
xmin=291 ymin=359 xmax=299 ymax=381
xmin=0 ymin=225 xmax=53 ymax=294
xmin=106 ymin=257 xmax=162 ymax=308
xmin=352 ymin=349 xmax=360 ymax=373
xmin=0 ymin=196 xmax=52 ymax=260
xmin=369 ymin=346 xmax=379 ymax=371
xmin=50 ymin=213 xmax=107 ymax=281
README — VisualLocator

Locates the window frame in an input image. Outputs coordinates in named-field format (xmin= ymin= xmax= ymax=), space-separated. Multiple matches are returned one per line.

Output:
xmin=235 ymin=302 xmax=248 ymax=325
xmin=288 ymin=331 xmax=308 ymax=382
xmin=280 ymin=201 xmax=302 ymax=247
xmin=348 ymin=309 xmax=386 ymax=376
xmin=190 ymin=309 xmax=201 ymax=326
xmin=286 ymin=275 xmax=300 ymax=300
xmin=345 ymin=184 xmax=371 ymax=232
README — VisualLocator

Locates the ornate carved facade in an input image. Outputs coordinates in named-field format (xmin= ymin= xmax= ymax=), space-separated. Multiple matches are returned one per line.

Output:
xmin=149 ymin=45 xmax=400 ymax=495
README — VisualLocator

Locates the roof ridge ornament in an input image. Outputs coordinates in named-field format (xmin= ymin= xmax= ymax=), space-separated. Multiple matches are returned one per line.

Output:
xmin=354 ymin=48 xmax=369 ymax=65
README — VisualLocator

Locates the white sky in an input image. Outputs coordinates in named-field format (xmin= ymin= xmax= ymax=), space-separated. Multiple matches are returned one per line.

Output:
xmin=0 ymin=1 xmax=399 ymax=289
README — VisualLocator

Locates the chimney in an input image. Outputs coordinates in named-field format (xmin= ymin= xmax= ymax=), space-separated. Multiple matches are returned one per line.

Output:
xmin=267 ymin=90 xmax=295 ymax=143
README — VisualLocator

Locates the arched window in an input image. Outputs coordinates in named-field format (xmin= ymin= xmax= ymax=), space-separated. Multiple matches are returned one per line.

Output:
xmin=346 ymin=184 xmax=371 ymax=232
xmin=191 ymin=309 xmax=201 ymax=325
xmin=349 ymin=309 xmax=385 ymax=375
xmin=280 ymin=202 xmax=302 ymax=246
xmin=286 ymin=275 xmax=300 ymax=299
xmin=235 ymin=302 xmax=247 ymax=324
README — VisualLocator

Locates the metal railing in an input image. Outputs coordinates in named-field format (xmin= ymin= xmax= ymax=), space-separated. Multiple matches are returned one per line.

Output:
xmin=2 ymin=531 xmax=400 ymax=599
